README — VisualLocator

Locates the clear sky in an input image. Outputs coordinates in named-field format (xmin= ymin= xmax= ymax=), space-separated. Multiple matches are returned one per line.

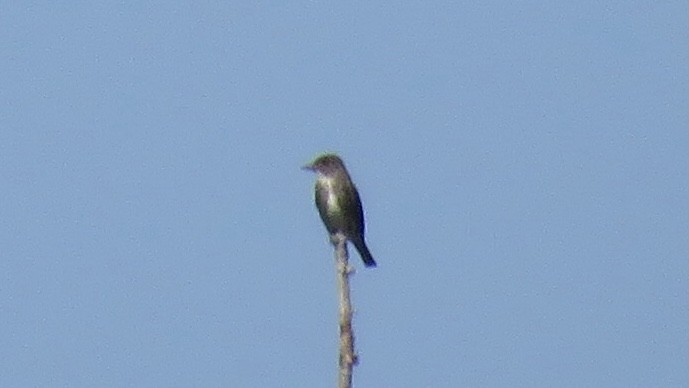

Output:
xmin=1 ymin=2 xmax=686 ymax=387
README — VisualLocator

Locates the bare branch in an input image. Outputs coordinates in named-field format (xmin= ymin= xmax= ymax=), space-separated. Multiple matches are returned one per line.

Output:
xmin=333 ymin=232 xmax=357 ymax=388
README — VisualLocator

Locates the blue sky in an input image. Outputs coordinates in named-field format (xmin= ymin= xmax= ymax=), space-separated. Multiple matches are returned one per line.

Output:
xmin=1 ymin=2 xmax=686 ymax=387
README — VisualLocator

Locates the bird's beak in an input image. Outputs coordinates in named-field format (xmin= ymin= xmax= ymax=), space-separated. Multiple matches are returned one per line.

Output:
xmin=301 ymin=162 xmax=315 ymax=171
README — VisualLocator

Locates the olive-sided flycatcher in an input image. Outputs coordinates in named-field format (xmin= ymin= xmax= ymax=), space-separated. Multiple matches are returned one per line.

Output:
xmin=302 ymin=153 xmax=377 ymax=267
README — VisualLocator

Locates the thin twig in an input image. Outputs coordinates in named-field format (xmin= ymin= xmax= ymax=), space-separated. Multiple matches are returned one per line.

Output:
xmin=333 ymin=233 xmax=357 ymax=388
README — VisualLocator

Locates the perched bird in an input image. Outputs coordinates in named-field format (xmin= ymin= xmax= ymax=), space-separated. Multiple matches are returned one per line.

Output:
xmin=302 ymin=153 xmax=377 ymax=267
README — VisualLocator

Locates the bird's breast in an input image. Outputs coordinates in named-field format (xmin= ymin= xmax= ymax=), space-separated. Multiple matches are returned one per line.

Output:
xmin=318 ymin=176 xmax=340 ymax=213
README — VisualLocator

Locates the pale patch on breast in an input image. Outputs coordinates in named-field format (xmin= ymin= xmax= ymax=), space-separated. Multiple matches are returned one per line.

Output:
xmin=320 ymin=175 xmax=340 ymax=212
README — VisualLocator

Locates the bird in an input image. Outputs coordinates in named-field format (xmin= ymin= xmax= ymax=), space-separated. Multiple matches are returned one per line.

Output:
xmin=302 ymin=153 xmax=377 ymax=267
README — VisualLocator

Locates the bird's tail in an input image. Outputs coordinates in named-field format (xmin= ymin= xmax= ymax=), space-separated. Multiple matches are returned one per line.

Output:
xmin=352 ymin=238 xmax=377 ymax=268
